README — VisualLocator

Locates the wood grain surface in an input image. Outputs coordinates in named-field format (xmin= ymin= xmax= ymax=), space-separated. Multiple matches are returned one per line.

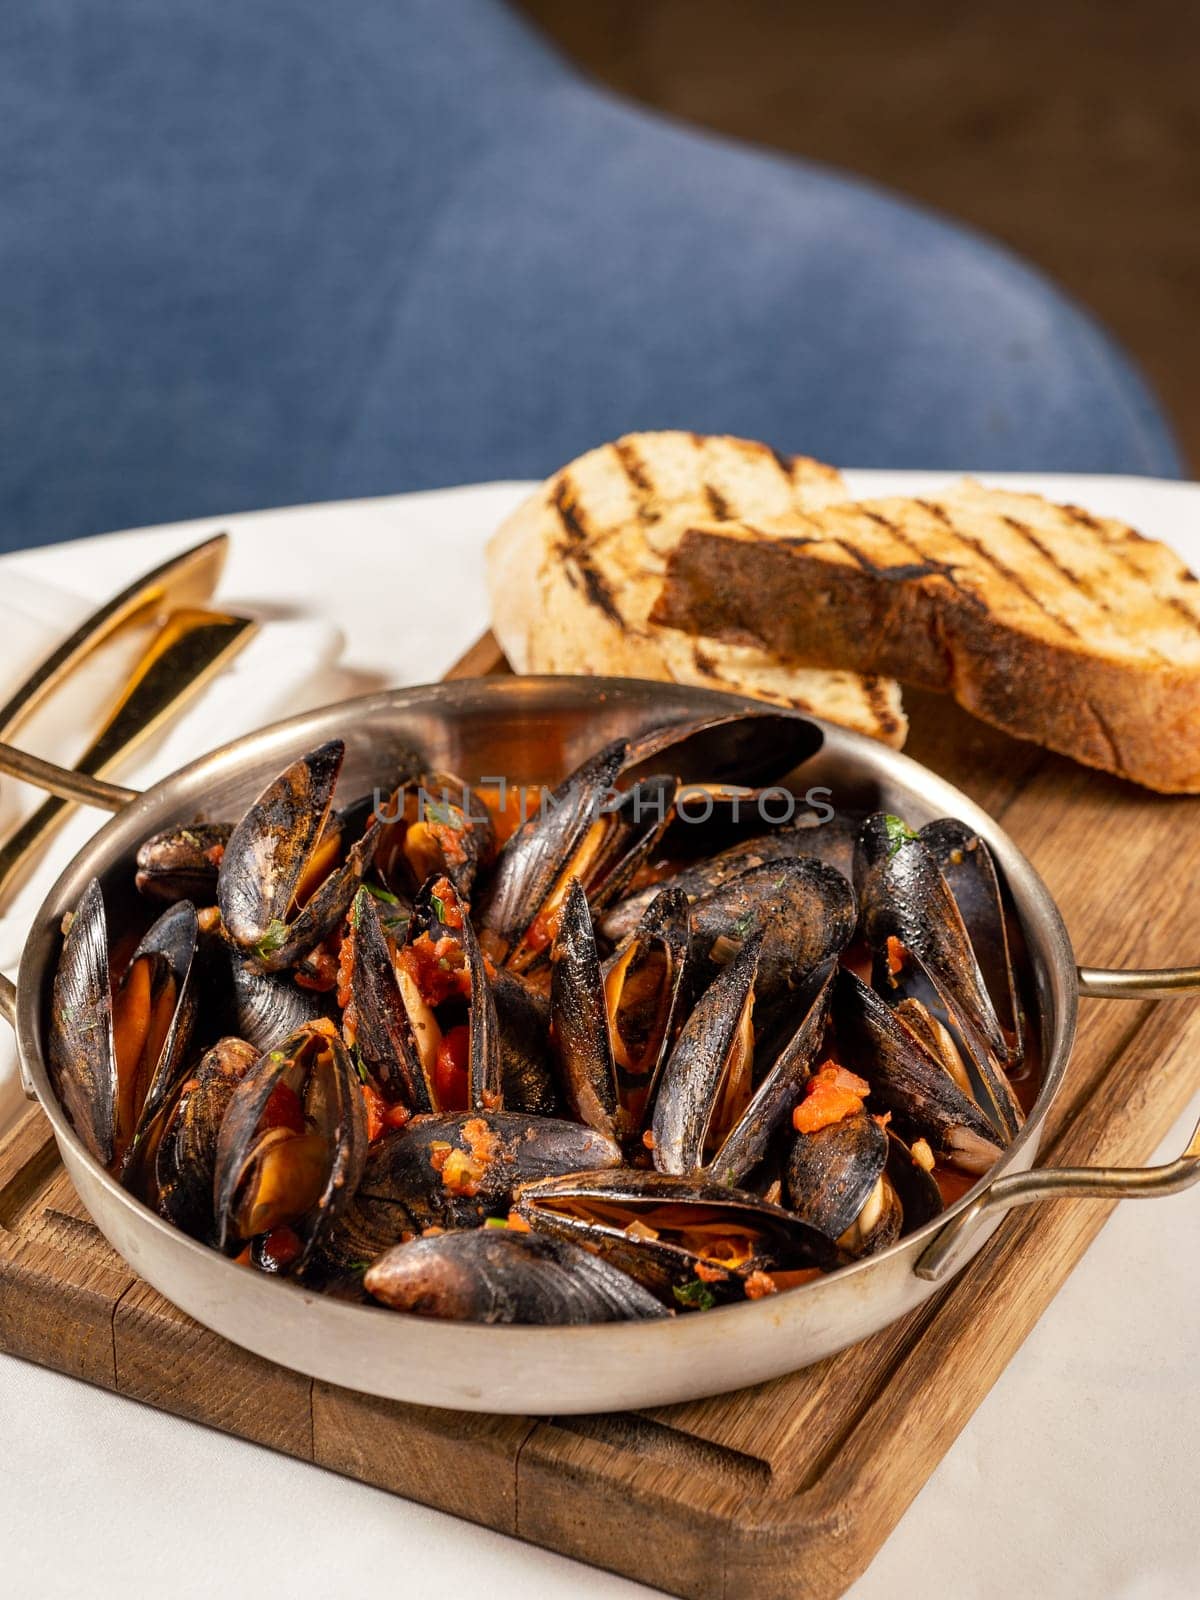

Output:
xmin=2 ymin=634 xmax=1198 ymax=1598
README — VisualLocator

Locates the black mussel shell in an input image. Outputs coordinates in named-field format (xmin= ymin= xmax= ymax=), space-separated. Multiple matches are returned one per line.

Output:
xmin=689 ymin=856 xmax=855 ymax=1000
xmin=156 ymin=1037 xmax=258 ymax=1238
xmin=213 ymin=1022 xmax=367 ymax=1268
xmin=135 ymin=822 xmax=232 ymax=904
xmin=833 ymin=969 xmax=1004 ymax=1174
xmin=514 ymin=1168 xmax=838 ymax=1307
xmin=492 ymin=969 xmax=561 ymax=1116
xmin=217 ymin=741 xmax=381 ymax=973
xmin=363 ymin=1228 xmax=667 ymax=1324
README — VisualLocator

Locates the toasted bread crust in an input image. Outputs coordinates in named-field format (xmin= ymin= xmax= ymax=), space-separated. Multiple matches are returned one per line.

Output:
xmin=486 ymin=431 xmax=907 ymax=747
xmin=651 ymin=481 xmax=1200 ymax=792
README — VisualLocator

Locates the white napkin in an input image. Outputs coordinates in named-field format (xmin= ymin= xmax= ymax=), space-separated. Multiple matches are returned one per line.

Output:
xmin=0 ymin=567 xmax=345 ymax=1135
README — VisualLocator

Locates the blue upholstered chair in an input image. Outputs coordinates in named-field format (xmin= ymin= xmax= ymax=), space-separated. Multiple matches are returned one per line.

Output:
xmin=0 ymin=0 xmax=1182 ymax=554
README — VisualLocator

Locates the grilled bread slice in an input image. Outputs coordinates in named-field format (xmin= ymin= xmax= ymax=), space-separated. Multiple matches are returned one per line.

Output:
xmin=486 ymin=431 xmax=907 ymax=747
xmin=650 ymin=478 xmax=1200 ymax=792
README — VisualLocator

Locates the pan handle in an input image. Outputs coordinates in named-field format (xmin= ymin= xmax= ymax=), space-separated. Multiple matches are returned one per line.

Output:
xmin=0 ymin=740 xmax=136 ymax=811
xmin=1078 ymin=965 xmax=1200 ymax=998
xmin=915 ymin=1106 xmax=1200 ymax=1283
xmin=0 ymin=969 xmax=14 ymax=1029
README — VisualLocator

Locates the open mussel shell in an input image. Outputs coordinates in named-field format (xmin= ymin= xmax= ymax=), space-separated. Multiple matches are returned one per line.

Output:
xmin=873 ymin=934 xmax=1023 ymax=1144
xmin=514 ymin=1168 xmax=838 ymax=1307
xmin=885 ymin=1130 xmax=945 ymax=1232
xmin=550 ymin=879 xmax=693 ymax=1149
xmin=549 ymin=877 xmax=621 ymax=1141
xmin=785 ymin=1112 xmax=902 ymax=1258
xmin=920 ymin=818 xmax=1024 ymax=1060
xmin=689 ymin=856 xmax=856 ymax=1002
xmin=600 ymin=811 xmax=861 ymax=946
xmin=477 ymin=737 xmax=628 ymax=968
xmin=492 ymin=970 xmax=561 ymax=1117
xmin=854 ymin=814 xmax=1019 ymax=1089
xmin=363 ymin=1228 xmax=667 ymax=1324
xmin=217 ymin=740 xmax=381 ymax=974
xmin=652 ymin=932 xmax=835 ymax=1186
xmin=135 ymin=822 xmax=231 ymax=904
xmin=708 ymin=957 xmax=837 ymax=1187
xmin=213 ymin=1021 xmax=367 ymax=1268
xmin=621 ymin=710 xmax=822 ymax=790
xmin=410 ymin=874 xmax=502 ymax=1110
xmin=155 ymin=1037 xmax=258 ymax=1239
xmin=833 ymin=969 xmax=1004 ymax=1175
xmin=346 ymin=877 xmax=501 ymax=1115
xmin=652 ymin=933 xmax=762 ymax=1176
xmin=373 ymin=768 xmax=494 ymax=899
xmin=346 ymin=885 xmax=435 ymax=1112
xmin=49 ymin=884 xmax=199 ymax=1180
xmin=314 ymin=1110 xmax=623 ymax=1272
xmin=602 ymin=884 xmax=692 ymax=1138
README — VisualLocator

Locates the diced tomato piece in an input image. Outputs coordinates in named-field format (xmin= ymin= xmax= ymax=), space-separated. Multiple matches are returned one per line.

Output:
xmin=362 ymin=1081 xmax=386 ymax=1143
xmin=434 ymin=1024 xmax=471 ymax=1111
xmin=886 ymin=936 xmax=907 ymax=977
xmin=260 ymin=1081 xmax=305 ymax=1135
xmin=260 ymin=1225 xmax=303 ymax=1270
xmin=792 ymin=1064 xmax=869 ymax=1135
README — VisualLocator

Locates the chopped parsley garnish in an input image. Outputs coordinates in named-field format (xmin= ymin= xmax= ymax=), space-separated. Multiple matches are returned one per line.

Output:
xmin=253 ymin=919 xmax=290 ymax=960
xmin=673 ymin=1279 xmax=716 ymax=1312
xmin=883 ymin=815 xmax=919 ymax=859
xmin=430 ymin=891 xmax=449 ymax=924
xmin=484 ymin=1216 xmax=509 ymax=1229
xmin=352 ymin=1044 xmax=369 ymax=1085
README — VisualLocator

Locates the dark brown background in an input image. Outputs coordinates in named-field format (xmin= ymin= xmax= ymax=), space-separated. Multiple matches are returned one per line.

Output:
xmin=520 ymin=0 xmax=1198 ymax=468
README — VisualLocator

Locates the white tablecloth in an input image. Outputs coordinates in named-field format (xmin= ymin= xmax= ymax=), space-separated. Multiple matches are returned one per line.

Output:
xmin=1 ymin=474 xmax=1197 ymax=1598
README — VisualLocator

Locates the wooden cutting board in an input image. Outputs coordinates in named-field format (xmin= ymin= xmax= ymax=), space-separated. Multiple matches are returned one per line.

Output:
xmin=2 ymin=634 xmax=1199 ymax=1599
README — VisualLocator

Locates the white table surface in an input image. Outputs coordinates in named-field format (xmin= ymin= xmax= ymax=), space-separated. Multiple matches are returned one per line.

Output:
xmin=1 ymin=473 xmax=1198 ymax=1599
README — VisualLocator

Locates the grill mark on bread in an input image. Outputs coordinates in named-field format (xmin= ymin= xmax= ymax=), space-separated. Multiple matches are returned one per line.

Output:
xmin=705 ymin=484 xmax=732 ymax=520
xmin=614 ymin=439 xmax=654 ymax=494
xmin=553 ymin=476 xmax=589 ymax=542
xmin=769 ymin=446 xmax=795 ymax=482
xmin=916 ymin=505 xmax=1085 ymax=643
xmin=864 ymin=676 xmax=902 ymax=742
xmin=1001 ymin=512 xmax=1177 ymax=664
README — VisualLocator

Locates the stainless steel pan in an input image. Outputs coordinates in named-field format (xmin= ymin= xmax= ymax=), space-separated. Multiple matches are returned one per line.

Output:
xmin=1 ymin=676 xmax=1198 ymax=1415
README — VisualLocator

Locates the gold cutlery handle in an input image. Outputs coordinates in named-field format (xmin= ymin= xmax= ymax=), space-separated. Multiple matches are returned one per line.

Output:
xmin=0 ymin=607 xmax=256 ymax=906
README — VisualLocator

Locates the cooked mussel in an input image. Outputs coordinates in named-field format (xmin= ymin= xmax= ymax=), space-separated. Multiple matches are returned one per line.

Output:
xmin=373 ymin=769 xmax=495 ymax=899
xmin=549 ymin=880 xmax=691 ymax=1145
xmin=601 ymin=810 xmax=861 ymax=945
xmin=786 ymin=1112 xmax=902 ymax=1257
xmin=363 ymin=1227 xmax=667 ymax=1323
xmin=135 ymin=822 xmax=232 ymax=904
xmin=652 ymin=935 xmax=834 ymax=1186
xmin=155 ymin=1036 xmax=258 ymax=1238
xmin=689 ymin=856 xmax=855 ymax=1001
xmin=314 ymin=1110 xmax=623 ymax=1270
xmin=49 ymin=884 xmax=199 ymax=1180
xmin=217 ymin=741 xmax=381 ymax=974
xmin=343 ymin=876 xmax=501 ymax=1115
xmin=478 ymin=739 xmax=676 ymax=971
xmin=920 ymin=818 xmax=1024 ymax=1059
xmin=833 ymin=969 xmax=1004 ymax=1175
xmin=855 ymin=814 xmax=1023 ymax=1141
xmin=514 ymin=1168 xmax=838 ymax=1307
xmin=213 ymin=1019 xmax=367 ymax=1269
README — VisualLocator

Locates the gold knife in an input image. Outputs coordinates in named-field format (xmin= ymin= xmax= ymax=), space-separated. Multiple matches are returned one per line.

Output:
xmin=0 ymin=605 xmax=257 ymax=904
xmin=0 ymin=531 xmax=230 ymax=742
